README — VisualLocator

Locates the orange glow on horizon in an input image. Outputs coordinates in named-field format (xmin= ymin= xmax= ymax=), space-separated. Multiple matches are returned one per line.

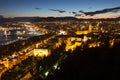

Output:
xmin=75 ymin=13 xmax=119 ymax=19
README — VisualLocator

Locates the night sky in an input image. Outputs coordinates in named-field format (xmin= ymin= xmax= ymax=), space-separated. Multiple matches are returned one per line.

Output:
xmin=0 ymin=0 xmax=120 ymax=18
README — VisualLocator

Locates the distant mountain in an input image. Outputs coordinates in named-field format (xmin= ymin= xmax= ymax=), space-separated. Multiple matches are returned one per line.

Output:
xmin=0 ymin=16 xmax=120 ymax=22
xmin=33 ymin=17 xmax=78 ymax=22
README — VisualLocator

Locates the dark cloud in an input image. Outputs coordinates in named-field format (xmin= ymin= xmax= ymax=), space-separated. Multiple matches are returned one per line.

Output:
xmin=78 ymin=6 xmax=120 ymax=16
xmin=49 ymin=9 xmax=66 ymax=13
xmin=72 ymin=12 xmax=77 ymax=14
xmin=79 ymin=10 xmax=84 ymax=13
xmin=35 ymin=8 xmax=41 ymax=10
xmin=75 ymin=14 xmax=82 ymax=16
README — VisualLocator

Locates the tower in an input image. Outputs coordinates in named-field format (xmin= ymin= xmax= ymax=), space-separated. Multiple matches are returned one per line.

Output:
xmin=88 ymin=23 xmax=92 ymax=32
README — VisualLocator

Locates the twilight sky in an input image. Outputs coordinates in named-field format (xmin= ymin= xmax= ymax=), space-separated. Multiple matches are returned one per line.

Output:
xmin=0 ymin=0 xmax=120 ymax=18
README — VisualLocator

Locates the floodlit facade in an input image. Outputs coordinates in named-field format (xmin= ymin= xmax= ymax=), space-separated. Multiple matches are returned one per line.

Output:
xmin=34 ymin=49 xmax=51 ymax=58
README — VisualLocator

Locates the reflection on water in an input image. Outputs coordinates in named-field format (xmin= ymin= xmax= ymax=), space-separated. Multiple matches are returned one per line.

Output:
xmin=0 ymin=35 xmax=18 ymax=43
xmin=0 ymin=30 xmax=44 ymax=45
xmin=0 ymin=35 xmax=30 ymax=45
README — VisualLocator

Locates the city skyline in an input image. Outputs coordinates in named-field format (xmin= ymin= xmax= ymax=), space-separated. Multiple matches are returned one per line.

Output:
xmin=0 ymin=0 xmax=120 ymax=18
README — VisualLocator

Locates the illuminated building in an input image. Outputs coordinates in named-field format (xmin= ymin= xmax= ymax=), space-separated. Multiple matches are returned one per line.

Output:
xmin=76 ymin=23 xmax=92 ymax=35
xmin=88 ymin=42 xmax=101 ymax=48
xmin=65 ymin=38 xmax=82 ymax=51
xmin=58 ymin=30 xmax=67 ymax=35
xmin=34 ymin=49 xmax=51 ymax=58
xmin=109 ymin=39 xmax=115 ymax=48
